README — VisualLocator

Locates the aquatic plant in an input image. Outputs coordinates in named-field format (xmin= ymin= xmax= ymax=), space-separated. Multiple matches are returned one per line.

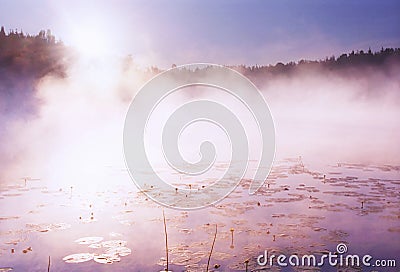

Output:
xmin=162 ymin=209 xmax=169 ymax=271
xmin=206 ymin=224 xmax=217 ymax=272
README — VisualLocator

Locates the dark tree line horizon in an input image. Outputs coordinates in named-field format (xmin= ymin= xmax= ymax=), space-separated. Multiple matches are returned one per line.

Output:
xmin=1 ymin=26 xmax=400 ymax=77
xmin=0 ymin=27 xmax=67 ymax=78
xmin=1 ymin=26 xmax=399 ymax=129
xmin=0 ymin=26 xmax=399 ymax=104
xmin=233 ymin=47 xmax=400 ymax=71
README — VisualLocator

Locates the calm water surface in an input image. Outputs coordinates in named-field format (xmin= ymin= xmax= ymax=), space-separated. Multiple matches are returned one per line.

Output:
xmin=0 ymin=158 xmax=399 ymax=271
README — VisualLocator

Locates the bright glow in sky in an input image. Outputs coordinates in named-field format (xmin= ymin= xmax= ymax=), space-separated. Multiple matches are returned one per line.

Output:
xmin=1 ymin=0 xmax=399 ymax=67
xmin=65 ymin=18 xmax=113 ymax=58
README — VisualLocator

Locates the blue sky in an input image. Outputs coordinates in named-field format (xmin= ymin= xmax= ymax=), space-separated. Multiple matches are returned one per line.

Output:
xmin=1 ymin=0 xmax=399 ymax=67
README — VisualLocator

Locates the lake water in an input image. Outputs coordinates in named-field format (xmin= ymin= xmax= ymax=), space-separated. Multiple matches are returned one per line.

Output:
xmin=0 ymin=158 xmax=399 ymax=271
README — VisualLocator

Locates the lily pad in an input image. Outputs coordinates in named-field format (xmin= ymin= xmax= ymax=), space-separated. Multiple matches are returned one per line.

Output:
xmin=74 ymin=236 xmax=103 ymax=245
xmin=63 ymin=253 xmax=93 ymax=263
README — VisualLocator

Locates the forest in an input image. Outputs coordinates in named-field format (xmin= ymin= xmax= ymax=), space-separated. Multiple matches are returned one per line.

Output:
xmin=1 ymin=27 xmax=400 ymax=118
xmin=0 ymin=27 xmax=67 ymax=78
xmin=0 ymin=28 xmax=68 ymax=117
xmin=1 ymin=27 xmax=400 ymax=79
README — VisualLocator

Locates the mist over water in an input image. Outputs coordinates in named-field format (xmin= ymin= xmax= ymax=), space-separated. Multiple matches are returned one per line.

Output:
xmin=0 ymin=52 xmax=399 ymax=271
xmin=0 ymin=57 xmax=148 ymax=187
xmin=260 ymin=66 xmax=400 ymax=166
xmin=1 ymin=55 xmax=399 ymax=189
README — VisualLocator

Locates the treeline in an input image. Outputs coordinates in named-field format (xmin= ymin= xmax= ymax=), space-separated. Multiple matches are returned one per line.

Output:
xmin=0 ymin=27 xmax=67 ymax=79
xmin=1 ymin=26 xmax=400 ymax=79
xmin=230 ymin=48 xmax=400 ymax=79
xmin=0 ymin=27 xmax=69 ymax=117
xmin=1 ymin=26 xmax=399 ymax=120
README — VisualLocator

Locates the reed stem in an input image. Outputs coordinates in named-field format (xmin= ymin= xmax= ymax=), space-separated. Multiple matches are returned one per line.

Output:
xmin=47 ymin=256 xmax=51 ymax=272
xmin=162 ymin=209 xmax=169 ymax=271
xmin=206 ymin=224 xmax=217 ymax=272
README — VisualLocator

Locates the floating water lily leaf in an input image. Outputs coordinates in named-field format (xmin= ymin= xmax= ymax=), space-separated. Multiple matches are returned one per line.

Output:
xmin=179 ymin=228 xmax=192 ymax=234
xmin=0 ymin=216 xmax=19 ymax=221
xmin=25 ymin=222 xmax=71 ymax=232
xmin=171 ymin=254 xmax=191 ymax=265
xmin=88 ymin=243 xmax=102 ymax=249
xmin=93 ymin=253 xmax=120 ymax=264
xmin=388 ymin=227 xmax=400 ymax=232
xmin=63 ymin=253 xmax=93 ymax=263
xmin=101 ymin=240 xmax=127 ymax=248
xmin=50 ymin=223 xmax=71 ymax=230
xmin=212 ymin=251 xmax=232 ymax=261
xmin=74 ymin=237 xmax=103 ymax=245
xmin=106 ymin=246 xmax=131 ymax=257
xmin=157 ymin=257 xmax=167 ymax=266
xmin=109 ymin=232 xmax=122 ymax=237
xmin=2 ymin=193 xmax=22 ymax=197
xmin=118 ymin=219 xmax=135 ymax=226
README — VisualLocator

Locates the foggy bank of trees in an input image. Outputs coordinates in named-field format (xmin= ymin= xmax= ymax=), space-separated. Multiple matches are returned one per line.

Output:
xmin=0 ymin=27 xmax=69 ymax=117
xmin=0 ymin=27 xmax=67 ymax=78
xmin=1 ymin=26 xmax=399 ymax=109
xmin=230 ymin=48 xmax=400 ymax=82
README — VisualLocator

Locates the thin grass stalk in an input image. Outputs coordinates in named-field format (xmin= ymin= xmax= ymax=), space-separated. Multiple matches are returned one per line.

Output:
xmin=162 ymin=209 xmax=169 ymax=271
xmin=47 ymin=256 xmax=51 ymax=272
xmin=206 ymin=224 xmax=218 ymax=272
